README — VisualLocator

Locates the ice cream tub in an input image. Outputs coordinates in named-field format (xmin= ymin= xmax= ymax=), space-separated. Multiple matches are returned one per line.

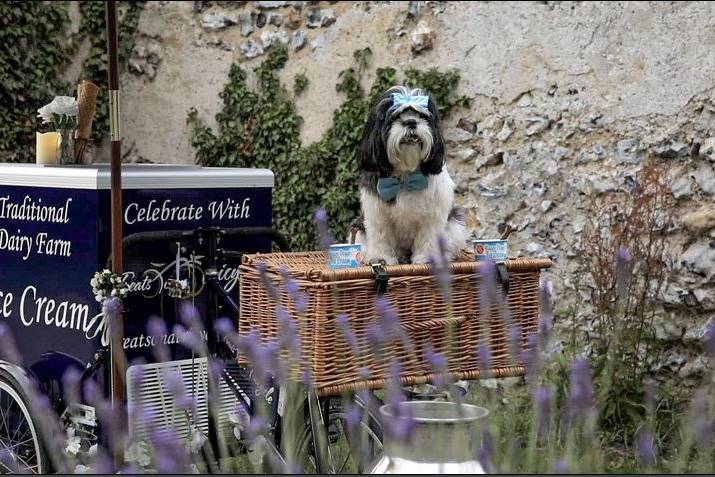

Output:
xmin=473 ymin=239 xmax=508 ymax=262
xmin=328 ymin=243 xmax=364 ymax=269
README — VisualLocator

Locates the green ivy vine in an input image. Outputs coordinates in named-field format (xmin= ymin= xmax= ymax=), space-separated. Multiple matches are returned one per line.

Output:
xmin=0 ymin=2 xmax=72 ymax=163
xmin=188 ymin=46 xmax=470 ymax=249
xmin=0 ymin=1 xmax=144 ymax=163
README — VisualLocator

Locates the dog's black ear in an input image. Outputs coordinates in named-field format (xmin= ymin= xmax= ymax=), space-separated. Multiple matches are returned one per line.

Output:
xmin=358 ymin=94 xmax=391 ymax=174
xmin=420 ymin=94 xmax=445 ymax=176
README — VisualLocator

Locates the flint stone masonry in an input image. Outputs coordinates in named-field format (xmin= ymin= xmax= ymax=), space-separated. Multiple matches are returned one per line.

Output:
xmin=83 ymin=1 xmax=715 ymax=387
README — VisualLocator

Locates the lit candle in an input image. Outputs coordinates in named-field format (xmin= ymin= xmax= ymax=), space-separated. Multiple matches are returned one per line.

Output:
xmin=36 ymin=132 xmax=60 ymax=164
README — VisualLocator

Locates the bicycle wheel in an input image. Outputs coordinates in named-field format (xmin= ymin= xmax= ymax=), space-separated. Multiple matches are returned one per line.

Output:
xmin=296 ymin=394 xmax=383 ymax=474
xmin=0 ymin=372 xmax=48 ymax=474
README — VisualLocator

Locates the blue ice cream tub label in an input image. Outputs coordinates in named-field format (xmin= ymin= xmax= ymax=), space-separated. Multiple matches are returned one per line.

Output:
xmin=328 ymin=243 xmax=364 ymax=269
xmin=473 ymin=239 xmax=508 ymax=262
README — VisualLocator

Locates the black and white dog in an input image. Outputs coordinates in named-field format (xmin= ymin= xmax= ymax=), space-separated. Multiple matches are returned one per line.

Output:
xmin=352 ymin=85 xmax=468 ymax=265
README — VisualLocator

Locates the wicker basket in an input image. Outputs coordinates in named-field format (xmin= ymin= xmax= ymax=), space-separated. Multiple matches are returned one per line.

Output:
xmin=238 ymin=251 xmax=551 ymax=397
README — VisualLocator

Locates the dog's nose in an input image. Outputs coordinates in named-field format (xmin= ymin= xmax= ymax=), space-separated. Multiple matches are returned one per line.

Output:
xmin=403 ymin=119 xmax=418 ymax=129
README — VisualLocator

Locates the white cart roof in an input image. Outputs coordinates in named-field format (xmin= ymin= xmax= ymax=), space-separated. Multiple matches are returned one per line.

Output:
xmin=0 ymin=164 xmax=274 ymax=190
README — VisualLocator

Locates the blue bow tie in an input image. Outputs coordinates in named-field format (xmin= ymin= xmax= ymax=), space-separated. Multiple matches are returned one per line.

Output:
xmin=376 ymin=172 xmax=429 ymax=201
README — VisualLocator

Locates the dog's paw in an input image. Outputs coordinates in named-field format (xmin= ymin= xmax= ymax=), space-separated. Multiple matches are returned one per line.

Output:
xmin=411 ymin=254 xmax=430 ymax=264
xmin=364 ymin=255 xmax=399 ymax=266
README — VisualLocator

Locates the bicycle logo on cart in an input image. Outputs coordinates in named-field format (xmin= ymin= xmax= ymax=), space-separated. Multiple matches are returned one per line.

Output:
xmin=123 ymin=255 xmax=240 ymax=299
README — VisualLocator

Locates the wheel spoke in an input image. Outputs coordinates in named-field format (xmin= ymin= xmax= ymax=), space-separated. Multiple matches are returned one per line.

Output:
xmin=0 ymin=384 xmax=42 ymax=474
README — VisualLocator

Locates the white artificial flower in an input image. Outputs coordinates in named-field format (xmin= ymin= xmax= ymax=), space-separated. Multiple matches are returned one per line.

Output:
xmin=74 ymin=464 xmax=91 ymax=474
xmin=125 ymin=441 xmax=151 ymax=468
xmin=90 ymin=277 xmax=98 ymax=287
xmin=247 ymin=436 xmax=267 ymax=465
xmin=48 ymin=96 xmax=79 ymax=117
xmin=186 ymin=425 xmax=208 ymax=454
xmin=65 ymin=428 xmax=82 ymax=455
xmin=37 ymin=104 xmax=54 ymax=124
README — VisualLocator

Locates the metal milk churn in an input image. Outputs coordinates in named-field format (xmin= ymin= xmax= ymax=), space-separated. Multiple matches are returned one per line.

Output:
xmin=368 ymin=401 xmax=489 ymax=474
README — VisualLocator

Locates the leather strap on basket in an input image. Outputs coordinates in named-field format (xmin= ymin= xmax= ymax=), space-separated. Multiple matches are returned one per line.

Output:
xmin=371 ymin=262 xmax=389 ymax=295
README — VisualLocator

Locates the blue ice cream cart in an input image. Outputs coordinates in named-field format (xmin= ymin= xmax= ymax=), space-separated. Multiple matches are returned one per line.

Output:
xmin=0 ymin=163 xmax=284 ymax=471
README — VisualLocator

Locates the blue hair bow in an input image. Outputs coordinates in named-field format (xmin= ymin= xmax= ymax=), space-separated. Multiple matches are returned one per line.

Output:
xmin=389 ymin=92 xmax=429 ymax=113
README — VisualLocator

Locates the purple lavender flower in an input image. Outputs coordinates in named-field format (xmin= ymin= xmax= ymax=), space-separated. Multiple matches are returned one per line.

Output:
xmin=103 ymin=296 xmax=122 ymax=318
xmin=509 ymin=323 xmax=523 ymax=359
xmin=695 ymin=418 xmax=714 ymax=449
xmin=538 ymin=281 xmax=554 ymax=346
xmin=246 ymin=414 xmax=267 ymax=439
xmin=313 ymin=207 xmax=334 ymax=250
xmin=553 ymin=458 xmax=569 ymax=473
xmin=478 ymin=426 xmax=495 ymax=473
xmin=0 ymin=449 xmax=21 ymax=473
xmin=704 ymin=319 xmax=715 ymax=361
xmin=383 ymin=401 xmax=415 ymax=442
xmin=83 ymin=378 xmax=102 ymax=405
xmin=477 ymin=258 xmax=498 ymax=309
xmin=539 ymin=279 xmax=554 ymax=315
xmin=336 ymin=313 xmax=359 ymax=354
xmin=566 ymin=357 xmax=595 ymax=425
xmin=208 ymin=357 xmax=225 ymax=381
xmin=162 ymin=368 xmax=188 ymax=399
xmin=535 ymin=385 xmax=553 ymax=435
xmin=375 ymin=296 xmax=412 ymax=349
xmin=280 ymin=265 xmax=309 ymax=314
xmin=365 ymin=322 xmax=384 ymax=355
xmin=427 ymin=234 xmax=452 ymax=303
xmin=92 ymin=447 xmax=115 ymax=474
xmin=173 ymin=324 xmax=203 ymax=353
xmin=236 ymin=330 xmax=271 ymax=383
xmin=147 ymin=315 xmax=167 ymax=338
xmin=635 ymin=430 xmax=657 ymax=466
xmin=387 ymin=360 xmax=405 ymax=403
xmin=256 ymin=262 xmax=279 ymax=302
xmin=476 ymin=344 xmax=492 ymax=376
xmin=275 ymin=306 xmax=299 ymax=354
xmin=214 ymin=317 xmax=235 ymax=335
xmin=301 ymin=367 xmax=313 ymax=387
xmin=151 ymin=427 xmax=189 ymax=473
xmin=344 ymin=403 xmax=362 ymax=434
xmin=179 ymin=301 xmax=201 ymax=327
xmin=375 ymin=296 xmax=399 ymax=330
xmin=616 ymin=246 xmax=632 ymax=299
xmin=358 ymin=367 xmax=372 ymax=380
xmin=62 ymin=367 xmax=82 ymax=404
xmin=692 ymin=390 xmax=714 ymax=448
xmin=425 ymin=344 xmax=447 ymax=372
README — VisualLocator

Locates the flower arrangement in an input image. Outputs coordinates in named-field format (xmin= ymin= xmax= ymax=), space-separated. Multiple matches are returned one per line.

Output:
xmin=37 ymin=95 xmax=79 ymax=164
xmin=90 ymin=269 xmax=128 ymax=304
xmin=37 ymin=95 xmax=79 ymax=128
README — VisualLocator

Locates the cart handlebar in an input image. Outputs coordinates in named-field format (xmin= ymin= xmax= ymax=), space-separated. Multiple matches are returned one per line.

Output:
xmin=122 ymin=226 xmax=289 ymax=251
xmin=107 ymin=226 xmax=290 ymax=269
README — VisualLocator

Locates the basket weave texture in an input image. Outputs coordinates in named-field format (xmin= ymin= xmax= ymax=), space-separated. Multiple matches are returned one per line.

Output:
xmin=238 ymin=251 xmax=552 ymax=396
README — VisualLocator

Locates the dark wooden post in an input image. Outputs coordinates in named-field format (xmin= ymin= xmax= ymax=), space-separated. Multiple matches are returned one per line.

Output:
xmin=105 ymin=0 xmax=125 ymax=416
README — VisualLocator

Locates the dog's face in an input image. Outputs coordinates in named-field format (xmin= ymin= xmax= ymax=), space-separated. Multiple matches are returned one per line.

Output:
xmin=386 ymin=109 xmax=434 ymax=173
xmin=359 ymin=86 xmax=445 ymax=178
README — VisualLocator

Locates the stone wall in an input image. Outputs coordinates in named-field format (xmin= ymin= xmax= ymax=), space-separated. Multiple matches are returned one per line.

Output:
xmin=76 ymin=1 xmax=715 ymax=382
